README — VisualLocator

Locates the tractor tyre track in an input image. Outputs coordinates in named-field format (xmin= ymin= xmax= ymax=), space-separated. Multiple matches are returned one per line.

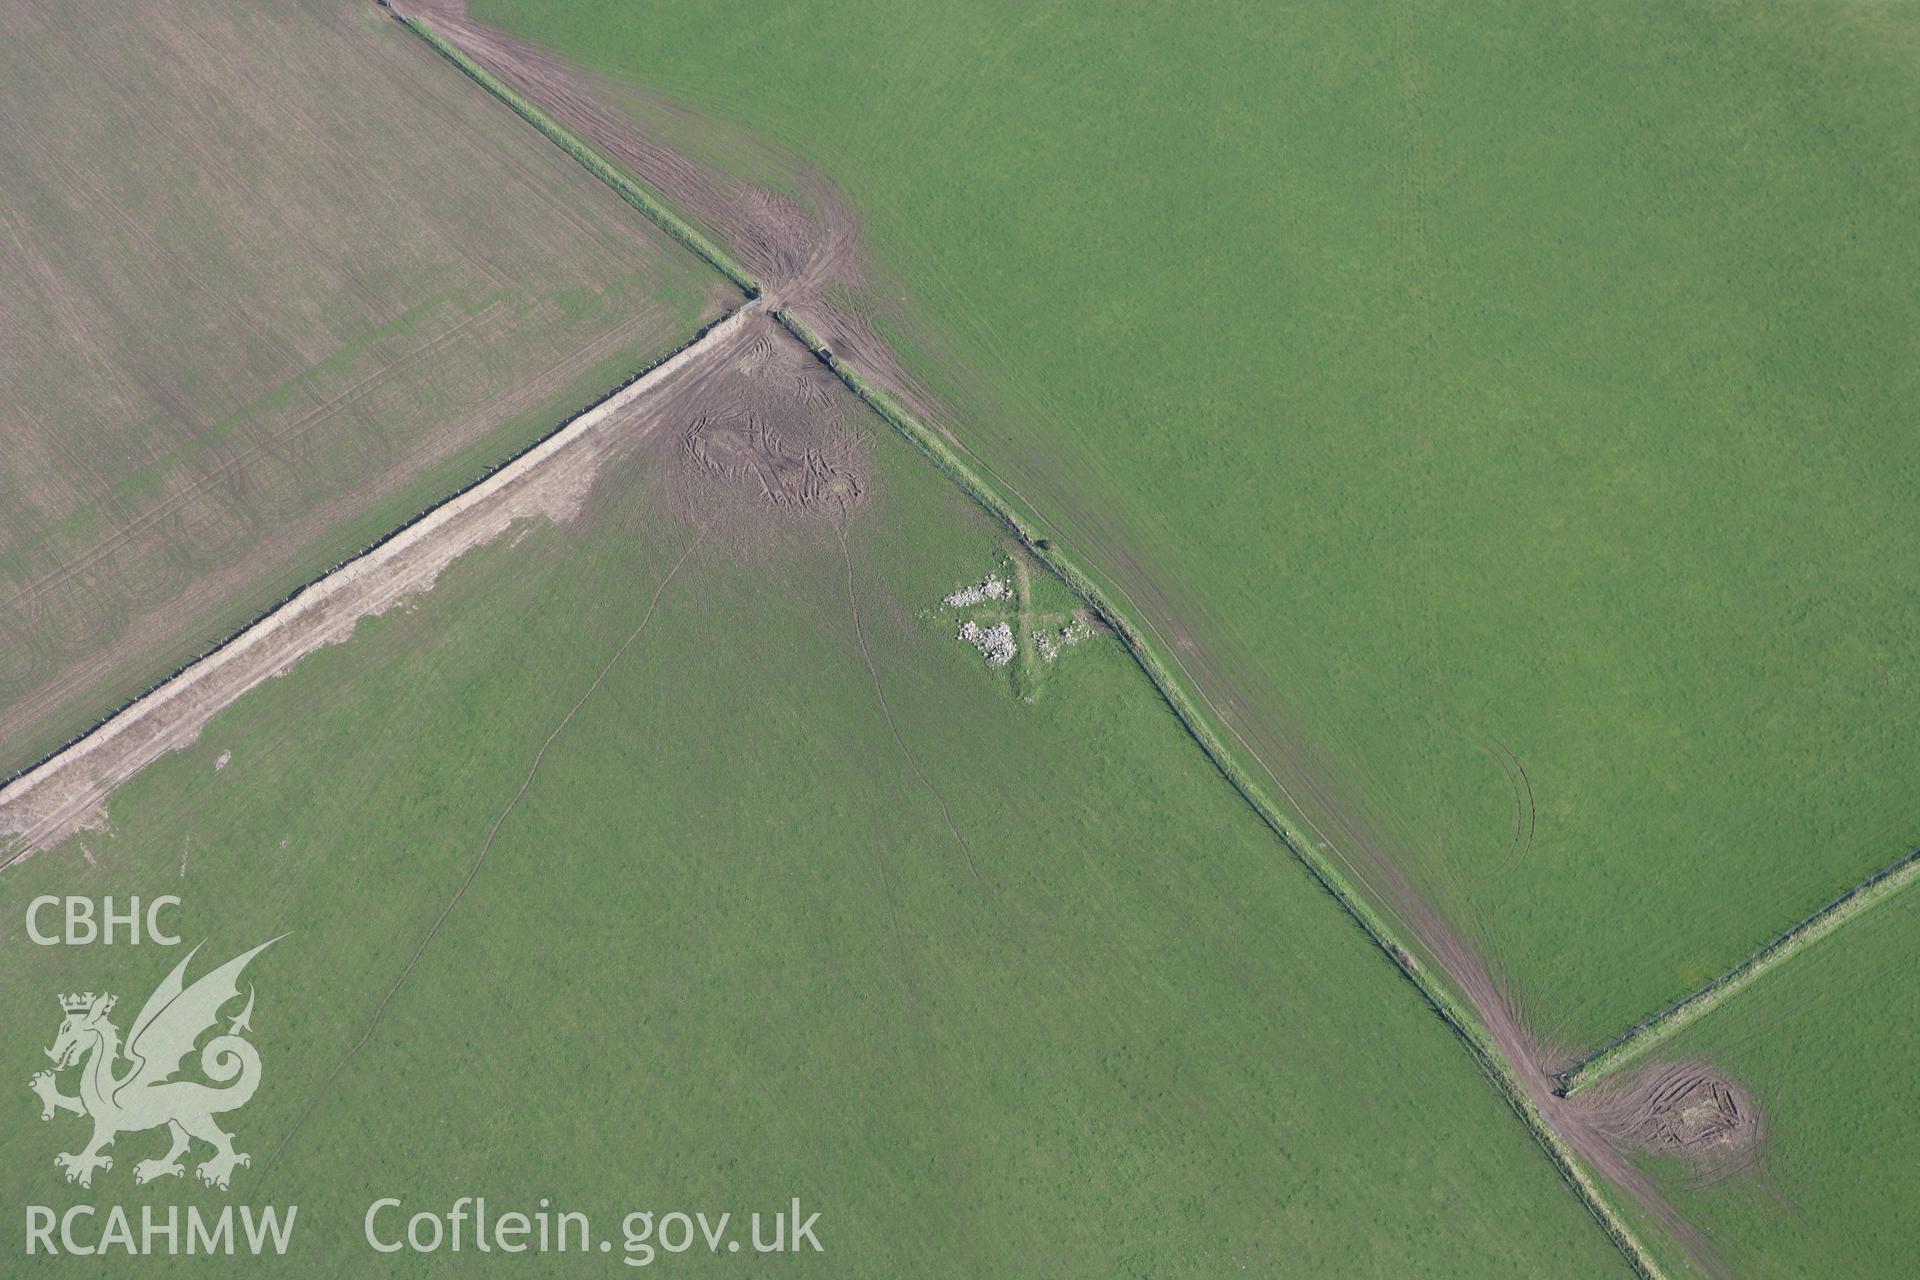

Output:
xmin=257 ymin=526 xmax=705 ymax=1184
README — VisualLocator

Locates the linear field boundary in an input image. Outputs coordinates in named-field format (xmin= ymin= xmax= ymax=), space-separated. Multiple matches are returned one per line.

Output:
xmin=1557 ymin=844 xmax=1920 ymax=1096
xmin=30 ymin=12 xmax=1669 ymax=1274
xmin=397 ymin=14 xmax=760 ymax=298
xmin=0 ymin=305 xmax=749 ymax=867
xmin=0 ymin=304 xmax=740 ymax=802
xmin=381 ymin=15 xmax=1670 ymax=1272
xmin=770 ymin=309 xmax=1669 ymax=1280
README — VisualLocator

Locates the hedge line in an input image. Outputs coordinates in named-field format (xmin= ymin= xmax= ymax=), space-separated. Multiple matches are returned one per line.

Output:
xmin=773 ymin=302 xmax=1668 ymax=1277
xmin=0 ymin=308 xmax=743 ymax=828
xmin=1559 ymin=843 xmax=1920 ymax=1096
xmin=399 ymin=16 xmax=760 ymax=298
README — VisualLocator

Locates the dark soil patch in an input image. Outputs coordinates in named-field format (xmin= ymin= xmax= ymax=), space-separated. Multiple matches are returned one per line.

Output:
xmin=666 ymin=316 xmax=869 ymax=529
xmin=1582 ymin=1061 xmax=1769 ymax=1188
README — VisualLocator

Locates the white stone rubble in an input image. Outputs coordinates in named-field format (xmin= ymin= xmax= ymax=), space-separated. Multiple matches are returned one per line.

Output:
xmin=958 ymin=620 xmax=1016 ymax=667
xmin=943 ymin=574 xmax=1011 ymax=608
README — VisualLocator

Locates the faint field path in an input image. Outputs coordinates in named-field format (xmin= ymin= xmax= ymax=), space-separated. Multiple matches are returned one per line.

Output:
xmin=255 ymin=525 xmax=706 ymax=1184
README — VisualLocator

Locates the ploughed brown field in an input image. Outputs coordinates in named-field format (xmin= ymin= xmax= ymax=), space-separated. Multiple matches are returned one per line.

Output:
xmin=0 ymin=0 xmax=722 ymax=777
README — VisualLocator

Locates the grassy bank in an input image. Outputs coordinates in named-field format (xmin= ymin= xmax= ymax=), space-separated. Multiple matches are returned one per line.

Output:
xmin=1558 ymin=844 xmax=1920 ymax=1095
xmin=476 ymin=0 xmax=1920 ymax=1054
xmin=0 ymin=378 xmax=1631 ymax=1276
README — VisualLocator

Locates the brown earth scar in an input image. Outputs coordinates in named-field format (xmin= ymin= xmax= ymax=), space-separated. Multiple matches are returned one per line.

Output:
xmin=13 ymin=6 xmax=1773 ymax=1273
xmin=383 ymin=9 xmax=1769 ymax=1273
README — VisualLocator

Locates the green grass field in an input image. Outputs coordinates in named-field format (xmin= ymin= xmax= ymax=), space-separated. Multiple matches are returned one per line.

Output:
xmin=1614 ymin=888 xmax=1920 ymax=1280
xmin=471 ymin=0 xmax=1920 ymax=1052
xmin=0 ymin=380 xmax=1631 ymax=1275
xmin=0 ymin=0 xmax=719 ymax=778
xmin=7 ymin=1 xmax=1915 ymax=1273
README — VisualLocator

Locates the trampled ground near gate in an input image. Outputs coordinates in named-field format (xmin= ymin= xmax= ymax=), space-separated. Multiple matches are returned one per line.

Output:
xmin=469 ymin=0 xmax=1920 ymax=1056
xmin=1611 ymin=889 xmax=1920 ymax=1280
xmin=0 ymin=341 xmax=1630 ymax=1276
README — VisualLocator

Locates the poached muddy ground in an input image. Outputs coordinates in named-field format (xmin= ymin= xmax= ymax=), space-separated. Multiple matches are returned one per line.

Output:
xmin=679 ymin=328 xmax=866 ymax=516
xmin=1417 ymin=921 xmax=1763 ymax=1276
xmin=12 ymin=6 xmax=1766 ymax=1275
xmin=394 ymin=0 xmax=929 ymax=410
xmin=0 ymin=303 xmax=868 ymax=866
xmin=1585 ymin=1062 xmax=1768 ymax=1189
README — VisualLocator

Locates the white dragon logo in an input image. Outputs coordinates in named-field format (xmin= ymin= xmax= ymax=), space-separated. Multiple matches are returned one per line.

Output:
xmin=28 ymin=938 xmax=281 ymax=1190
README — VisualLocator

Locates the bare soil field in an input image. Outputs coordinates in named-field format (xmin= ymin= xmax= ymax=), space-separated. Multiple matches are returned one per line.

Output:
xmin=0 ymin=0 xmax=722 ymax=776
xmin=0 ymin=296 xmax=886 ymax=866
xmin=0 ymin=300 xmax=867 ymax=863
